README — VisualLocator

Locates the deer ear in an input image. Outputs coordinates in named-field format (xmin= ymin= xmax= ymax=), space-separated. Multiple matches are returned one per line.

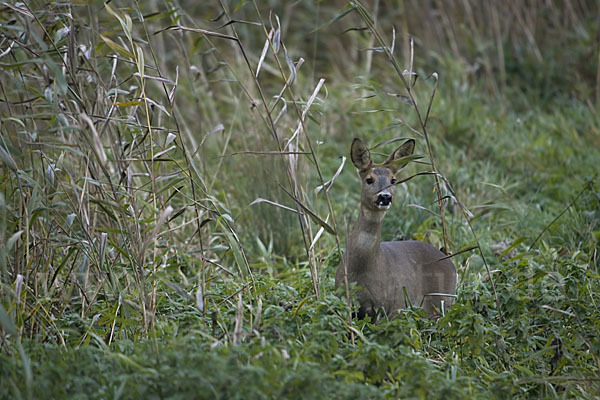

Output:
xmin=351 ymin=138 xmax=372 ymax=171
xmin=384 ymin=139 xmax=415 ymax=172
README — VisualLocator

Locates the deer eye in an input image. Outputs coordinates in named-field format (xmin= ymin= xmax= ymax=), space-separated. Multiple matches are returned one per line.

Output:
xmin=365 ymin=177 xmax=374 ymax=185
xmin=391 ymin=178 xmax=397 ymax=185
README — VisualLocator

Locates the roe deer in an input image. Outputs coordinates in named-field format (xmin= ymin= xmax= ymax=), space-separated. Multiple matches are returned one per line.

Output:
xmin=335 ymin=138 xmax=457 ymax=318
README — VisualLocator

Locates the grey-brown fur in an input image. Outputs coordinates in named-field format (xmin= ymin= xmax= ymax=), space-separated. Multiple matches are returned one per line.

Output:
xmin=336 ymin=138 xmax=457 ymax=318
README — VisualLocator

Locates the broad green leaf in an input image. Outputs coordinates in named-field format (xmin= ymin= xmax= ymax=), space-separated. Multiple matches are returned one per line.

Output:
xmin=100 ymin=34 xmax=134 ymax=58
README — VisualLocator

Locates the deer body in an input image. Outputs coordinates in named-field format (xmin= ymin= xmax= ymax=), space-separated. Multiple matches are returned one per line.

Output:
xmin=335 ymin=138 xmax=457 ymax=318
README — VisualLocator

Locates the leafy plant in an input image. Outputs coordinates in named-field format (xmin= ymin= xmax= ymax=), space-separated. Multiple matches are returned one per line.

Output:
xmin=0 ymin=1 xmax=599 ymax=399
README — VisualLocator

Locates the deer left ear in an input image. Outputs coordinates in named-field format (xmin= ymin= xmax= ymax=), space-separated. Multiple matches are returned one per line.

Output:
xmin=384 ymin=139 xmax=415 ymax=173
xmin=351 ymin=138 xmax=373 ymax=172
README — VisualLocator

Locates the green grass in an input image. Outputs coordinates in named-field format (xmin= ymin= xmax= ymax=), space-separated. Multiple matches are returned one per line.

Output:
xmin=1 ymin=1 xmax=599 ymax=399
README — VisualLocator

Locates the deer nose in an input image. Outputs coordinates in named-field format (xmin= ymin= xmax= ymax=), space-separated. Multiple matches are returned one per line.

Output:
xmin=377 ymin=193 xmax=392 ymax=207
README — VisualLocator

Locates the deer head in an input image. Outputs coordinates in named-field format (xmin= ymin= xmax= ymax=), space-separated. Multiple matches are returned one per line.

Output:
xmin=350 ymin=138 xmax=415 ymax=212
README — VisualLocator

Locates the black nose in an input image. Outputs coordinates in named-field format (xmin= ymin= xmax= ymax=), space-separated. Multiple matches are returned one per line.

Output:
xmin=377 ymin=193 xmax=392 ymax=206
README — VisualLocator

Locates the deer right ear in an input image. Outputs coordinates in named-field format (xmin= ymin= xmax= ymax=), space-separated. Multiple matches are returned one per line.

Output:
xmin=351 ymin=138 xmax=372 ymax=171
xmin=384 ymin=139 xmax=415 ymax=173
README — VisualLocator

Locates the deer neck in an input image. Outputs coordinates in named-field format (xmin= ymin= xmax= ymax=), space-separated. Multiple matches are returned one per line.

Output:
xmin=347 ymin=207 xmax=385 ymax=272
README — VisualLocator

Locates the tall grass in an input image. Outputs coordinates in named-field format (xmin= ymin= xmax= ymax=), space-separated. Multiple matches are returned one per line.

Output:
xmin=0 ymin=0 xmax=348 ymax=340
xmin=1 ymin=1 xmax=599 ymax=398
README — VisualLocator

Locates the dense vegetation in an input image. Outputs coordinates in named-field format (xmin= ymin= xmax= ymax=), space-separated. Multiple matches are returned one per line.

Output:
xmin=1 ymin=1 xmax=599 ymax=398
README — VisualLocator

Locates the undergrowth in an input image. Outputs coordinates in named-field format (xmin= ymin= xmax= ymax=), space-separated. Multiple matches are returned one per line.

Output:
xmin=1 ymin=1 xmax=599 ymax=399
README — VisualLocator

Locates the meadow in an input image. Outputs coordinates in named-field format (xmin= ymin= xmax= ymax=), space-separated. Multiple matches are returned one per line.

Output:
xmin=0 ymin=1 xmax=599 ymax=398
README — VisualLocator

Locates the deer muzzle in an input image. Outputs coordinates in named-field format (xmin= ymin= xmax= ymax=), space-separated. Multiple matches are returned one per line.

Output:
xmin=376 ymin=192 xmax=392 ymax=209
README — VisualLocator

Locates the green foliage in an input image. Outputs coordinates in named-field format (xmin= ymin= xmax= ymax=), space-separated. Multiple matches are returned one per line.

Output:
xmin=1 ymin=1 xmax=600 ymax=399
xmin=3 ymin=257 xmax=600 ymax=398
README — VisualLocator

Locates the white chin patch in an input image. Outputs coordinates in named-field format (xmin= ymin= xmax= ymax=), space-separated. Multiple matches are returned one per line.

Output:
xmin=376 ymin=203 xmax=391 ymax=210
